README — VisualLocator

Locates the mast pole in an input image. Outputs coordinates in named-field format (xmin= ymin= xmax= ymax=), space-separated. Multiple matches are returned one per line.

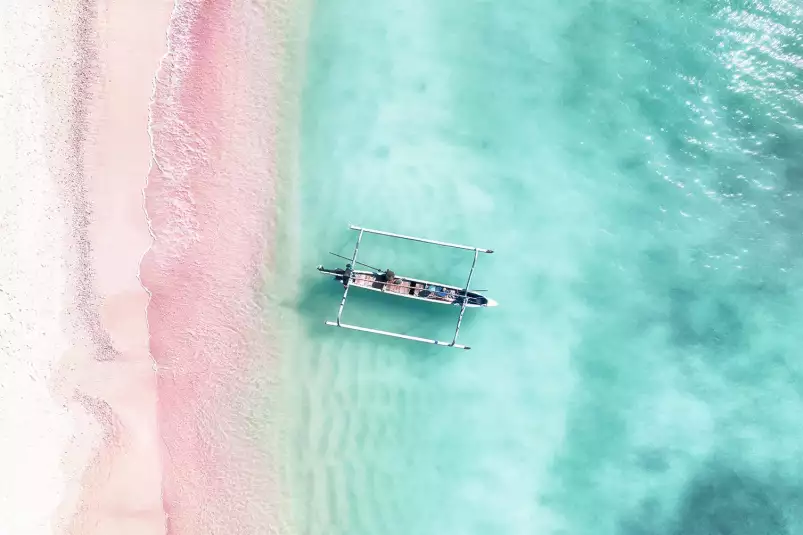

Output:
xmin=335 ymin=228 xmax=364 ymax=325
xmin=450 ymin=248 xmax=479 ymax=346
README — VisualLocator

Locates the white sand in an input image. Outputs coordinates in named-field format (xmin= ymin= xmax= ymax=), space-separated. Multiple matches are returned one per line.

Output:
xmin=0 ymin=2 xmax=79 ymax=534
xmin=15 ymin=0 xmax=177 ymax=534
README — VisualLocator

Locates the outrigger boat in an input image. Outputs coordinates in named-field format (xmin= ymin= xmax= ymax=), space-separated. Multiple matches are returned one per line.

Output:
xmin=317 ymin=225 xmax=496 ymax=350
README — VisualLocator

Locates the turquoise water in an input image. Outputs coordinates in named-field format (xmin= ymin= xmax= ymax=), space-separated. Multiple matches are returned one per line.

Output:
xmin=283 ymin=0 xmax=803 ymax=534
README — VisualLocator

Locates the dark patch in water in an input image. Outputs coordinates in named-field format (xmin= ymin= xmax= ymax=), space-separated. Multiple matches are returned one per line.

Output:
xmin=668 ymin=286 xmax=747 ymax=352
xmin=671 ymin=467 xmax=788 ymax=535
xmin=783 ymin=165 xmax=803 ymax=192
xmin=373 ymin=145 xmax=390 ymax=159
xmin=620 ymin=154 xmax=647 ymax=173
xmin=636 ymin=450 xmax=670 ymax=473
xmin=619 ymin=497 xmax=665 ymax=535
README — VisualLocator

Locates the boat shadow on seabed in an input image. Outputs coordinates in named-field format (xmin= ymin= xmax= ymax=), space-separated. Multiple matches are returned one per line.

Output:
xmin=303 ymin=225 xmax=495 ymax=350
xmin=295 ymin=275 xmax=463 ymax=340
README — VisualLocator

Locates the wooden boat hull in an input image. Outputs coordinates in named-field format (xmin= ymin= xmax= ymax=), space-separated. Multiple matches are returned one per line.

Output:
xmin=317 ymin=266 xmax=497 ymax=308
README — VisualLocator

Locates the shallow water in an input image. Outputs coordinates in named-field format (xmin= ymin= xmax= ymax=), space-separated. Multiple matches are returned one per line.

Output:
xmin=283 ymin=0 xmax=803 ymax=533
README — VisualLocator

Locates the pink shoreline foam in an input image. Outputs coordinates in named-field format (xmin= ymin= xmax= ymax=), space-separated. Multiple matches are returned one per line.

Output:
xmin=141 ymin=0 xmax=289 ymax=533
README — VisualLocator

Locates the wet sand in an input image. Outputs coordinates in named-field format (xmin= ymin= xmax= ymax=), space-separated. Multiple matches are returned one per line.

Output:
xmin=51 ymin=0 xmax=173 ymax=534
xmin=41 ymin=0 xmax=297 ymax=533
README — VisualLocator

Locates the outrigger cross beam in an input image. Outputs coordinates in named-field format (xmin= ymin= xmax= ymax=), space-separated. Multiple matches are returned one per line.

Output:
xmin=319 ymin=225 xmax=496 ymax=350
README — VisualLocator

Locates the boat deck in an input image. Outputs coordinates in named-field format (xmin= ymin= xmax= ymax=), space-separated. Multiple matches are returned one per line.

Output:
xmin=352 ymin=272 xmax=459 ymax=302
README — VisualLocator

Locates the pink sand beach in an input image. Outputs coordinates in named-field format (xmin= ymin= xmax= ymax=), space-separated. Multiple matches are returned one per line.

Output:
xmin=53 ymin=1 xmax=172 ymax=534
xmin=51 ymin=0 xmax=292 ymax=534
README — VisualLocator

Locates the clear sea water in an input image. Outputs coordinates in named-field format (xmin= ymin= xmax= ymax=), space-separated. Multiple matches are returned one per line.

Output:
xmin=279 ymin=0 xmax=803 ymax=534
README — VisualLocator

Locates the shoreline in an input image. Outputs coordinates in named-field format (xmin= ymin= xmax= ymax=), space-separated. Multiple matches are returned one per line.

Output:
xmin=262 ymin=0 xmax=314 ymax=527
xmin=40 ymin=0 xmax=303 ymax=533
xmin=141 ymin=0 xmax=296 ymax=533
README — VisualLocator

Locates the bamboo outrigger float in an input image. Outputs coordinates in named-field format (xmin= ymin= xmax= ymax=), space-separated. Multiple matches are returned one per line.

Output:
xmin=317 ymin=225 xmax=496 ymax=350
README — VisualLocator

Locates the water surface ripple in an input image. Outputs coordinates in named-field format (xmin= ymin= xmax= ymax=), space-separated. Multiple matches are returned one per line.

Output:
xmin=285 ymin=1 xmax=803 ymax=533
